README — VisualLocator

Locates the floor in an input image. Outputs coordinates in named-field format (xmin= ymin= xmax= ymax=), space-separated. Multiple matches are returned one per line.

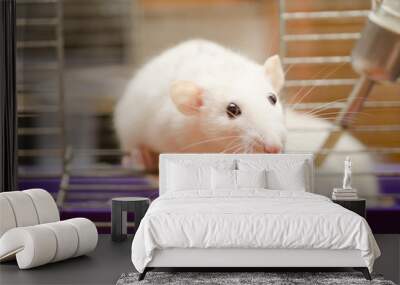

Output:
xmin=0 ymin=235 xmax=134 ymax=285
xmin=1 ymin=234 xmax=398 ymax=284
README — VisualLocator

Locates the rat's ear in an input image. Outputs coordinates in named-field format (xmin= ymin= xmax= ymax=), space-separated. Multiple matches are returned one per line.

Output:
xmin=170 ymin=81 xmax=203 ymax=116
xmin=264 ymin=55 xmax=285 ymax=93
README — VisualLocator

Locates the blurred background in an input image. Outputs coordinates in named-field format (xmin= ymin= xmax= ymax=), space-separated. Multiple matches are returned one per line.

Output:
xmin=16 ymin=0 xmax=399 ymax=233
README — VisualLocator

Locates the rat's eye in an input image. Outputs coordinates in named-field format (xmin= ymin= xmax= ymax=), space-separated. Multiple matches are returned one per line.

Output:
xmin=226 ymin=102 xmax=241 ymax=119
xmin=267 ymin=93 xmax=277 ymax=105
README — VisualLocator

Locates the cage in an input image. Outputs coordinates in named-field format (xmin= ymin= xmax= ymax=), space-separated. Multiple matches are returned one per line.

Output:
xmin=15 ymin=0 xmax=400 ymax=233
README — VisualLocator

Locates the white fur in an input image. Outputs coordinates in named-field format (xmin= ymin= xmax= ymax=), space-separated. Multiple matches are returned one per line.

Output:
xmin=114 ymin=39 xmax=377 ymax=197
xmin=285 ymin=111 xmax=377 ymax=197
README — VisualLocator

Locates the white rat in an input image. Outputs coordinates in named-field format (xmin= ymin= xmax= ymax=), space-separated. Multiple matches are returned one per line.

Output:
xmin=114 ymin=39 xmax=377 ymax=197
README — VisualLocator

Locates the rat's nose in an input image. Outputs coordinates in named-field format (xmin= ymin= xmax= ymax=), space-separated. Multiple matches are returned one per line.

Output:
xmin=263 ymin=145 xmax=282 ymax=154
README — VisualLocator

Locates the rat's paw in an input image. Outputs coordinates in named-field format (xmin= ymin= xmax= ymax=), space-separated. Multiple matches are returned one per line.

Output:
xmin=121 ymin=148 xmax=159 ymax=172
xmin=121 ymin=155 xmax=134 ymax=168
xmin=121 ymin=149 xmax=142 ymax=169
xmin=139 ymin=145 xmax=159 ymax=172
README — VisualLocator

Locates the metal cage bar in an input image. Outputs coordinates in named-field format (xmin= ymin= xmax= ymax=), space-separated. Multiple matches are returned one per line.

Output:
xmin=279 ymin=0 xmax=400 ymax=173
xmin=16 ymin=0 xmax=68 ymax=202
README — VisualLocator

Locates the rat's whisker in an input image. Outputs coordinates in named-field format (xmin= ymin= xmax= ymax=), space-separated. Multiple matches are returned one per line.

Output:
xmin=222 ymin=137 xmax=243 ymax=151
xmin=300 ymin=99 xmax=348 ymax=116
xmin=289 ymin=62 xmax=346 ymax=110
xmin=242 ymin=141 xmax=249 ymax=153
xmin=220 ymin=142 xmax=241 ymax=154
xmin=223 ymin=140 xmax=245 ymax=153
xmin=180 ymin=135 xmax=242 ymax=151
xmin=246 ymin=141 xmax=256 ymax=153
xmin=307 ymin=107 xmax=372 ymax=120
xmin=284 ymin=64 xmax=294 ymax=76
xmin=316 ymin=115 xmax=358 ymax=123
xmin=221 ymin=140 xmax=244 ymax=153
xmin=307 ymin=98 xmax=348 ymax=111
xmin=312 ymin=111 xmax=369 ymax=118
xmin=181 ymin=136 xmax=241 ymax=150
xmin=288 ymin=65 xmax=333 ymax=108
xmin=233 ymin=145 xmax=244 ymax=154
xmin=224 ymin=145 xmax=240 ymax=154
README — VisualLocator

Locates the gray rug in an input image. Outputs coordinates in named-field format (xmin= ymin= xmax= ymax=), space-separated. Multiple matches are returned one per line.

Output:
xmin=117 ymin=272 xmax=396 ymax=285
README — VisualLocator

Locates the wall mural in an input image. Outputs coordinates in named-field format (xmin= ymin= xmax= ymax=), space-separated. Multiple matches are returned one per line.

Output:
xmin=14 ymin=0 xmax=400 ymax=234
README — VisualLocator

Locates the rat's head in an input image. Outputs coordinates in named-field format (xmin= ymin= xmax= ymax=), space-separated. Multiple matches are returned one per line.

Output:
xmin=170 ymin=55 xmax=286 ymax=154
